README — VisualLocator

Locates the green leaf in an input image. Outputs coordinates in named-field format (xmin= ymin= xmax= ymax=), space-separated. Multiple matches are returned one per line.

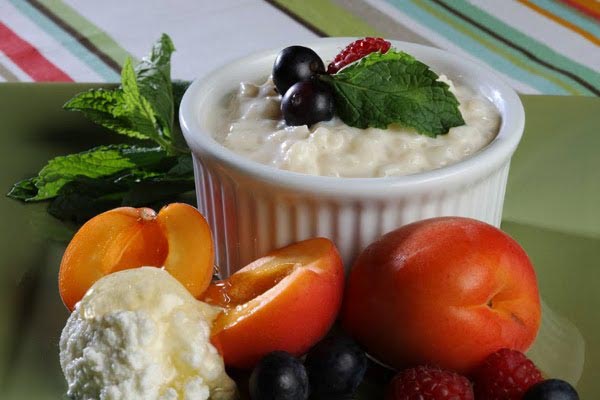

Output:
xmin=322 ymin=50 xmax=465 ymax=137
xmin=171 ymin=80 xmax=192 ymax=153
xmin=135 ymin=34 xmax=176 ymax=144
xmin=47 ymin=168 xmax=195 ymax=223
xmin=63 ymin=88 xmax=151 ymax=140
xmin=12 ymin=149 xmax=193 ymax=221
xmin=166 ymin=154 xmax=194 ymax=176
xmin=47 ymin=177 xmax=130 ymax=223
xmin=172 ymin=80 xmax=191 ymax=112
xmin=7 ymin=178 xmax=38 ymax=200
xmin=121 ymin=178 xmax=194 ymax=206
xmin=120 ymin=58 xmax=162 ymax=142
xmin=23 ymin=145 xmax=168 ymax=201
xmin=8 ymin=34 xmax=196 ymax=225
xmin=63 ymin=34 xmax=181 ymax=153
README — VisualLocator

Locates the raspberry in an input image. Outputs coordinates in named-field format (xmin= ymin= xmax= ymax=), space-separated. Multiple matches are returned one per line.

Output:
xmin=472 ymin=348 xmax=543 ymax=400
xmin=385 ymin=366 xmax=474 ymax=400
xmin=327 ymin=37 xmax=391 ymax=74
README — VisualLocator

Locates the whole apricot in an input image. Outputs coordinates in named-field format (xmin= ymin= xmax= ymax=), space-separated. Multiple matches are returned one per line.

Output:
xmin=342 ymin=217 xmax=541 ymax=373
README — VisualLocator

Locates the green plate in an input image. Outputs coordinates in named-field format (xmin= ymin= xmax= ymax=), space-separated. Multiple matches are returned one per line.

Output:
xmin=0 ymin=84 xmax=598 ymax=399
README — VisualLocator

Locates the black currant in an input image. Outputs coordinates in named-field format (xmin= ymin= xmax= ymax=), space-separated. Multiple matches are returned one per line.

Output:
xmin=305 ymin=336 xmax=367 ymax=398
xmin=273 ymin=46 xmax=325 ymax=95
xmin=523 ymin=379 xmax=579 ymax=400
xmin=281 ymin=80 xmax=335 ymax=126
xmin=249 ymin=351 xmax=309 ymax=400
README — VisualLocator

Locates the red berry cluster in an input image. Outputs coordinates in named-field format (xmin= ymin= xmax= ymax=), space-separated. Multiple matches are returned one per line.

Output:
xmin=327 ymin=37 xmax=391 ymax=74
xmin=386 ymin=366 xmax=474 ymax=400
xmin=386 ymin=349 xmax=546 ymax=400
xmin=472 ymin=348 xmax=543 ymax=400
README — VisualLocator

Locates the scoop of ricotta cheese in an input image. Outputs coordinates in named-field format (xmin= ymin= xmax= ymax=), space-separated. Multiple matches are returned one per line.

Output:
xmin=59 ymin=267 xmax=237 ymax=400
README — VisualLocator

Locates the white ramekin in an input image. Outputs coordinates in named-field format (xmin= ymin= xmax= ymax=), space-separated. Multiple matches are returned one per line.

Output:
xmin=180 ymin=38 xmax=525 ymax=277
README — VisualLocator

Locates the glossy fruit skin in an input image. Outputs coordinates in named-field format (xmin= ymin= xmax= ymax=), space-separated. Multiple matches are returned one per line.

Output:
xmin=273 ymin=45 xmax=325 ymax=95
xmin=305 ymin=336 xmax=367 ymax=398
xmin=281 ymin=80 xmax=335 ymax=126
xmin=202 ymin=238 xmax=344 ymax=369
xmin=58 ymin=203 xmax=214 ymax=310
xmin=523 ymin=379 xmax=580 ymax=400
xmin=385 ymin=366 xmax=474 ymax=400
xmin=472 ymin=348 xmax=543 ymax=400
xmin=342 ymin=217 xmax=542 ymax=374
xmin=249 ymin=351 xmax=309 ymax=400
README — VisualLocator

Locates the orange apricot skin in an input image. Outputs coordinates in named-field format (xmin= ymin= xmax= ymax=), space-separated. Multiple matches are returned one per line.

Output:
xmin=58 ymin=203 xmax=214 ymax=311
xmin=59 ymin=207 xmax=167 ymax=310
xmin=342 ymin=217 xmax=541 ymax=374
xmin=203 ymin=238 xmax=345 ymax=369
xmin=157 ymin=203 xmax=214 ymax=299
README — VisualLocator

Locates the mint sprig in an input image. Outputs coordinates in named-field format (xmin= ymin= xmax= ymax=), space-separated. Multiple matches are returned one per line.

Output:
xmin=64 ymin=34 xmax=186 ymax=154
xmin=7 ymin=34 xmax=195 ymax=223
xmin=321 ymin=50 xmax=465 ymax=137
xmin=9 ymin=145 xmax=169 ymax=202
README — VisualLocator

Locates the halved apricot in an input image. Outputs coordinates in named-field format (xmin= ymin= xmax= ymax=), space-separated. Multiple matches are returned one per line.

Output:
xmin=201 ymin=238 xmax=345 ymax=369
xmin=59 ymin=203 xmax=214 ymax=310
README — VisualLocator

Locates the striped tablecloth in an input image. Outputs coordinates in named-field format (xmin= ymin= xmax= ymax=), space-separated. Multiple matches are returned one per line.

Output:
xmin=1 ymin=0 xmax=599 ymax=95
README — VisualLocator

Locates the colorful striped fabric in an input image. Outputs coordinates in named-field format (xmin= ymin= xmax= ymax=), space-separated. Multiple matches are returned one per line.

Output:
xmin=275 ymin=0 xmax=600 ymax=95
xmin=559 ymin=0 xmax=600 ymax=20
xmin=0 ymin=0 xmax=598 ymax=96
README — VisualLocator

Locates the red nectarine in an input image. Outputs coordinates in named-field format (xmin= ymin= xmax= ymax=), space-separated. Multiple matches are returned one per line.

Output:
xmin=342 ymin=217 xmax=541 ymax=374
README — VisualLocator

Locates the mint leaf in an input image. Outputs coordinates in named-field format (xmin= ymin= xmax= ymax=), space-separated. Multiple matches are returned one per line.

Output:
xmin=47 ymin=176 xmax=131 ymax=223
xmin=7 ymin=178 xmax=38 ymax=201
xmin=322 ymin=51 xmax=465 ymax=137
xmin=47 ymin=161 xmax=195 ymax=223
xmin=166 ymin=154 xmax=194 ymax=176
xmin=7 ymin=144 xmax=192 ymax=222
xmin=173 ymin=80 xmax=191 ymax=112
xmin=64 ymin=59 xmax=169 ymax=149
xmin=120 ymin=58 xmax=167 ymax=146
xmin=171 ymin=80 xmax=192 ymax=151
xmin=63 ymin=34 xmax=185 ymax=154
xmin=17 ymin=145 xmax=168 ymax=201
xmin=121 ymin=178 xmax=194 ymax=206
xmin=8 ymin=34 xmax=196 ymax=224
xmin=63 ymin=88 xmax=152 ymax=140
xmin=135 ymin=34 xmax=176 ymax=144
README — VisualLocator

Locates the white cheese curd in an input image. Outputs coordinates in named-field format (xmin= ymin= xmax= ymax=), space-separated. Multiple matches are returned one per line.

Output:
xmin=59 ymin=267 xmax=236 ymax=400
xmin=214 ymin=76 xmax=500 ymax=177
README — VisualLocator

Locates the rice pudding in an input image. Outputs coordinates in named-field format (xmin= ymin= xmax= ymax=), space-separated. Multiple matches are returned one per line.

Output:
xmin=214 ymin=76 xmax=500 ymax=178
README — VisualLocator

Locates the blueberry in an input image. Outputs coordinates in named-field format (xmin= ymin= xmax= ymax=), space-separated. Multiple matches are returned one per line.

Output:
xmin=305 ymin=336 xmax=367 ymax=398
xmin=281 ymin=80 xmax=335 ymax=126
xmin=249 ymin=351 xmax=309 ymax=400
xmin=523 ymin=379 xmax=579 ymax=400
xmin=273 ymin=46 xmax=325 ymax=95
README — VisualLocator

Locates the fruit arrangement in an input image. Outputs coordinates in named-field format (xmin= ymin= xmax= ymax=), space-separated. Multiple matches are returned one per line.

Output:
xmin=49 ymin=37 xmax=580 ymax=400
xmin=56 ymin=201 xmax=580 ymax=400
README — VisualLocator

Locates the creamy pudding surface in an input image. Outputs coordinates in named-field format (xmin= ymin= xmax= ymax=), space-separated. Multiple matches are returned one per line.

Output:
xmin=215 ymin=77 xmax=500 ymax=178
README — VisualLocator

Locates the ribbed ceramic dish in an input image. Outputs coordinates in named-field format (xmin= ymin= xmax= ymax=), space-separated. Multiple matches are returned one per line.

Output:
xmin=180 ymin=38 xmax=525 ymax=277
